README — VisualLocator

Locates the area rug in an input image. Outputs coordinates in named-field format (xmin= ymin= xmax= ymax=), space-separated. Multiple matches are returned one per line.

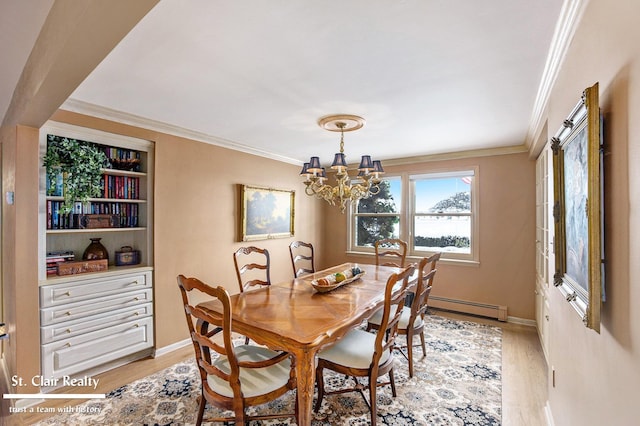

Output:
xmin=35 ymin=314 xmax=502 ymax=425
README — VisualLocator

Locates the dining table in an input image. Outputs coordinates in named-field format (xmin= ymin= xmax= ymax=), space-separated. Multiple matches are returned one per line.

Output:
xmin=196 ymin=262 xmax=410 ymax=426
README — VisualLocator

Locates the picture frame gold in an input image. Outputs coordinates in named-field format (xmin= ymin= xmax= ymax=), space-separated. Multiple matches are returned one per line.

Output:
xmin=551 ymin=82 xmax=604 ymax=333
xmin=239 ymin=184 xmax=295 ymax=241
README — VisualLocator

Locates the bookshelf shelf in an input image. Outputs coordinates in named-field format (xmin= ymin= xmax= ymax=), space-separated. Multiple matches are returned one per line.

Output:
xmin=46 ymin=196 xmax=147 ymax=204
xmin=102 ymin=169 xmax=147 ymax=177
xmin=46 ymin=227 xmax=148 ymax=234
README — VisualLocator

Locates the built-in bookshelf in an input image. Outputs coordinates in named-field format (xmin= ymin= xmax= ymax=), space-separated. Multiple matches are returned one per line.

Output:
xmin=38 ymin=122 xmax=155 ymax=282
xmin=38 ymin=122 xmax=155 ymax=382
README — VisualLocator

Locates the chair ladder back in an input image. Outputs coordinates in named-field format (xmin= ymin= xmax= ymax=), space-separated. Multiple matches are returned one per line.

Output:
xmin=233 ymin=246 xmax=272 ymax=291
xmin=289 ymin=241 xmax=315 ymax=278
xmin=374 ymin=238 xmax=408 ymax=268
xmin=374 ymin=265 xmax=415 ymax=358
xmin=412 ymin=268 xmax=437 ymax=322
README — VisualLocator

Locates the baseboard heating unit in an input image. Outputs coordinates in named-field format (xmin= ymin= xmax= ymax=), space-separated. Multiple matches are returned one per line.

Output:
xmin=429 ymin=296 xmax=508 ymax=321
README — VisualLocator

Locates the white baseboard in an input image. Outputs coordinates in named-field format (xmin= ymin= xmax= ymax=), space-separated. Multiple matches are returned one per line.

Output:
xmin=153 ymin=338 xmax=191 ymax=357
xmin=429 ymin=296 xmax=508 ymax=321
xmin=507 ymin=316 xmax=537 ymax=327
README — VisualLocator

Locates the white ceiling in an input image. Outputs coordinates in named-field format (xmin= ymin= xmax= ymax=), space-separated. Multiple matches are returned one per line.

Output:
xmin=6 ymin=1 xmax=567 ymax=166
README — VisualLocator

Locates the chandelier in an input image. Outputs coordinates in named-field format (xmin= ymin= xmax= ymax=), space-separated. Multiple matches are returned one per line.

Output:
xmin=300 ymin=114 xmax=384 ymax=213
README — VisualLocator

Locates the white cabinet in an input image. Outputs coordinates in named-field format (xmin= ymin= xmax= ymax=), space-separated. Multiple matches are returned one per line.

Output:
xmin=40 ymin=270 xmax=154 ymax=379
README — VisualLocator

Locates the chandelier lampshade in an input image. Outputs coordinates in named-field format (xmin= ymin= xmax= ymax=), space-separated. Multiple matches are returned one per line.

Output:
xmin=300 ymin=114 xmax=384 ymax=213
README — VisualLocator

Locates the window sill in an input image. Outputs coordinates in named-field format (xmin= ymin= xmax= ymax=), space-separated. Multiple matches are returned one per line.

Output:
xmin=345 ymin=251 xmax=480 ymax=267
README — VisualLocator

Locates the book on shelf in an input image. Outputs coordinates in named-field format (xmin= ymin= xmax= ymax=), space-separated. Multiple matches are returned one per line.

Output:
xmin=46 ymin=250 xmax=75 ymax=261
xmin=46 ymin=251 xmax=76 ymax=275
xmin=102 ymin=146 xmax=142 ymax=172
xmin=46 ymin=201 xmax=139 ymax=229
xmin=101 ymin=175 xmax=140 ymax=199
xmin=46 ymin=172 xmax=65 ymax=197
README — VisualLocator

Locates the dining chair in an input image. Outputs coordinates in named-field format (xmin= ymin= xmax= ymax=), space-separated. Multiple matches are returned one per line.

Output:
xmin=314 ymin=264 xmax=415 ymax=426
xmin=374 ymin=238 xmax=408 ymax=267
xmin=177 ymin=275 xmax=297 ymax=425
xmin=233 ymin=246 xmax=271 ymax=292
xmin=289 ymin=241 xmax=315 ymax=278
xmin=367 ymin=255 xmax=439 ymax=377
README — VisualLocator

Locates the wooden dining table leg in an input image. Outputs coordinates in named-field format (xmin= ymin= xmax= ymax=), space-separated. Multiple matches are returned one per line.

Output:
xmin=292 ymin=348 xmax=317 ymax=426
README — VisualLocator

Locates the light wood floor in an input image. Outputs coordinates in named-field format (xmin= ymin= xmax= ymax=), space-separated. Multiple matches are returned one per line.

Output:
xmin=1 ymin=310 xmax=548 ymax=426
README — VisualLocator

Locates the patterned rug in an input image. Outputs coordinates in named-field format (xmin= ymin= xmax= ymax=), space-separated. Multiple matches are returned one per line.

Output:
xmin=35 ymin=314 xmax=502 ymax=425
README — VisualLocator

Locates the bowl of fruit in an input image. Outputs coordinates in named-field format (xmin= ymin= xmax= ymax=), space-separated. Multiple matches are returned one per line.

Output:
xmin=310 ymin=267 xmax=365 ymax=293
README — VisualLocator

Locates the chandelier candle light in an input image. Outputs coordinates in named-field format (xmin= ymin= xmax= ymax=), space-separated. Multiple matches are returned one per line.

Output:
xmin=300 ymin=114 xmax=384 ymax=213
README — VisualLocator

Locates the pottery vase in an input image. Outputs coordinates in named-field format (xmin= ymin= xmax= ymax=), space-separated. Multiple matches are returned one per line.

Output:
xmin=83 ymin=238 xmax=109 ymax=261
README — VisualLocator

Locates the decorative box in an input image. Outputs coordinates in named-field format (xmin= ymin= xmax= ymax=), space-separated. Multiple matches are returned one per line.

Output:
xmin=115 ymin=246 xmax=141 ymax=266
xmin=76 ymin=214 xmax=120 ymax=229
xmin=57 ymin=259 xmax=108 ymax=276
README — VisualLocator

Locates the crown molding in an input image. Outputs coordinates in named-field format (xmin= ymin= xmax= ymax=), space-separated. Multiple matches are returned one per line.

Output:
xmin=60 ymin=98 xmax=302 ymax=165
xmin=62 ymin=98 xmax=530 ymax=170
xmin=380 ymin=144 xmax=529 ymax=168
xmin=526 ymin=0 xmax=590 ymax=157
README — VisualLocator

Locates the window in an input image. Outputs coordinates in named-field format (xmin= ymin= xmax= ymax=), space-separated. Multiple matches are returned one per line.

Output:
xmin=352 ymin=177 xmax=402 ymax=247
xmin=410 ymin=170 xmax=476 ymax=260
xmin=349 ymin=168 xmax=478 ymax=262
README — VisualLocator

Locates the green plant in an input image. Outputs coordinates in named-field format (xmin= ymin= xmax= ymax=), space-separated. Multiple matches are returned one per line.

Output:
xmin=43 ymin=135 xmax=109 ymax=214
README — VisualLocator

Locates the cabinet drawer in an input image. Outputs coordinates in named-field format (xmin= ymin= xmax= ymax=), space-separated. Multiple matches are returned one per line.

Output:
xmin=41 ymin=317 xmax=154 ymax=379
xmin=41 ymin=302 xmax=153 ymax=344
xmin=40 ymin=289 xmax=152 ymax=326
xmin=40 ymin=271 xmax=151 ymax=307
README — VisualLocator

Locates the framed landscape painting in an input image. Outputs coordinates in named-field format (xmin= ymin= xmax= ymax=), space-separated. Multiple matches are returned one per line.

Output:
xmin=552 ymin=82 xmax=604 ymax=333
xmin=239 ymin=184 xmax=295 ymax=241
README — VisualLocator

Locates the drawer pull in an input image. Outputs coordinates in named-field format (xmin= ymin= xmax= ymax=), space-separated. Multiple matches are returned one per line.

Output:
xmin=64 ymin=291 xmax=71 ymax=297
xmin=65 ymin=329 xmax=71 ymax=334
xmin=129 ymin=280 xmax=142 ymax=285
xmin=134 ymin=312 xmax=140 ymax=316
xmin=134 ymin=324 xmax=140 ymax=328
xmin=65 ymin=311 xmax=72 ymax=316
xmin=64 ymin=343 xmax=71 ymax=348
xmin=134 ymin=297 xmax=140 ymax=301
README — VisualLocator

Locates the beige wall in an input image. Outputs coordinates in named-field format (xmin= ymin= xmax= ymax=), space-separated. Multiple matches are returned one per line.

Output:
xmin=543 ymin=0 xmax=640 ymax=424
xmin=321 ymin=152 xmax=537 ymax=320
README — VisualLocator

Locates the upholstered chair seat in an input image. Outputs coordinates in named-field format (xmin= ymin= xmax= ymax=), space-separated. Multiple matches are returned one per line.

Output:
xmin=316 ymin=329 xmax=392 ymax=369
xmin=208 ymin=345 xmax=293 ymax=398
xmin=368 ymin=305 xmax=423 ymax=331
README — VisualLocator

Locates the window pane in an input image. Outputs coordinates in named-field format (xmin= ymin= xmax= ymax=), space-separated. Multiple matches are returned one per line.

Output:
xmin=357 ymin=177 xmax=401 ymax=214
xmin=414 ymin=215 xmax=471 ymax=253
xmin=355 ymin=215 xmax=400 ymax=247
xmin=414 ymin=176 xmax=471 ymax=214
xmin=354 ymin=177 xmax=401 ymax=247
